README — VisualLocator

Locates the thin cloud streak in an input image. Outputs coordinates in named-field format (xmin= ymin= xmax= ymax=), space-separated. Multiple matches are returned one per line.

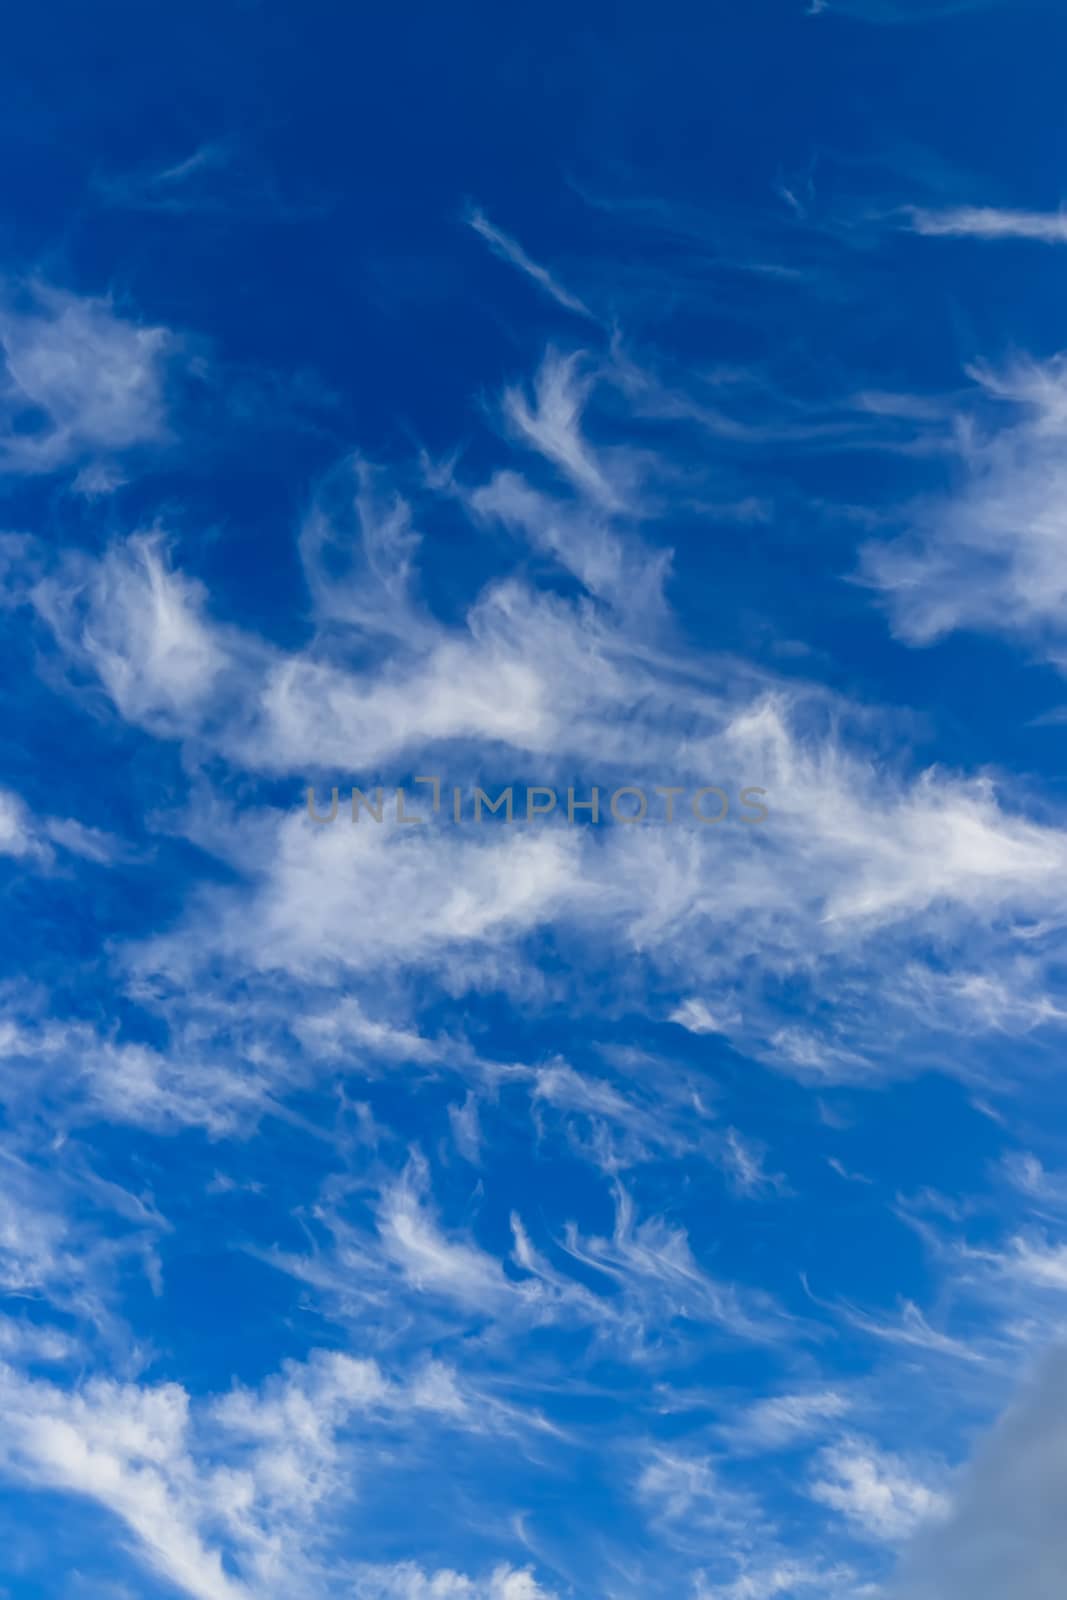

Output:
xmin=906 ymin=205 xmax=1067 ymax=242
xmin=466 ymin=206 xmax=595 ymax=319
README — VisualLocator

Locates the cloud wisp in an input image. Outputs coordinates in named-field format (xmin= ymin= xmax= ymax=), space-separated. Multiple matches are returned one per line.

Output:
xmin=905 ymin=205 xmax=1067 ymax=242
xmin=466 ymin=206 xmax=595 ymax=319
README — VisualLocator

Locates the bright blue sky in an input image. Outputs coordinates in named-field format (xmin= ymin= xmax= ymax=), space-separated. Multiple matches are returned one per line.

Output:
xmin=3 ymin=3 xmax=1067 ymax=1598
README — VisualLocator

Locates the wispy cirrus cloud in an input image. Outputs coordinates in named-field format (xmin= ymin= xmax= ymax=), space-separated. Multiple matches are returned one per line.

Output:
xmin=859 ymin=355 xmax=1067 ymax=661
xmin=17 ymin=329 xmax=1067 ymax=1096
xmin=5 ymin=131 xmax=1067 ymax=1600
xmin=92 ymin=141 xmax=328 ymax=222
xmin=466 ymin=205 xmax=594 ymax=319
xmin=905 ymin=204 xmax=1067 ymax=242
xmin=717 ymin=1389 xmax=852 ymax=1453
xmin=0 ymin=786 xmax=134 ymax=869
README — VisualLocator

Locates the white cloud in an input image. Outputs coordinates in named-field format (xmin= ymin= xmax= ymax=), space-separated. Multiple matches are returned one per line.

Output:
xmin=0 ymin=786 xmax=135 ymax=870
xmin=0 ymin=1363 xmax=249 ymax=1600
xmin=860 ymin=356 xmax=1067 ymax=659
xmin=810 ymin=1438 xmax=949 ymax=1543
xmin=293 ymin=997 xmax=442 ymax=1065
xmin=695 ymin=1561 xmax=855 ymax=1599
xmin=529 ymin=1057 xmax=705 ymax=1168
xmin=502 ymin=349 xmax=627 ymax=511
xmin=836 ymin=1298 xmax=987 ymax=1365
xmin=210 ymin=1349 xmax=390 ymax=1535
xmin=11 ymin=178 xmax=1067 ymax=1600
xmin=376 ymin=1156 xmax=518 ymax=1313
xmin=0 ymin=1013 xmax=269 ymax=1138
xmin=139 ymin=807 xmax=580 ymax=984
xmin=0 ymin=1137 xmax=167 ymax=1343
xmin=0 ymin=1347 xmax=542 ymax=1600
xmin=905 ymin=205 xmax=1067 ymax=243
xmin=636 ymin=1447 xmax=755 ymax=1530
xmin=352 ymin=1562 xmax=556 ymax=1599
xmin=467 ymin=205 xmax=592 ymax=320
xmin=721 ymin=1129 xmax=786 ymax=1198
xmin=21 ymin=344 xmax=1067 ymax=1098
xmin=260 ymin=1151 xmax=785 ymax=1367
xmin=468 ymin=468 xmax=669 ymax=612
xmin=557 ymin=1182 xmax=789 ymax=1344
xmin=669 ymin=999 xmax=736 ymax=1036
xmin=998 ymin=1234 xmax=1067 ymax=1291
xmin=0 ymin=1317 xmax=78 ymax=1365
xmin=94 ymin=143 xmax=233 ymax=214
xmin=0 ymin=1155 xmax=77 ymax=1300
xmin=0 ymin=283 xmax=173 ymax=476
xmin=79 ymin=612 xmax=1067 ymax=1098
xmin=0 ymin=789 xmax=52 ymax=865
xmin=721 ymin=1390 xmax=851 ymax=1452
xmin=448 ymin=1092 xmax=483 ymax=1165
xmin=108 ymin=663 xmax=1067 ymax=1091
xmin=32 ymin=533 xmax=231 ymax=736
xmin=91 ymin=142 xmax=315 ymax=223
xmin=298 ymin=455 xmax=435 ymax=643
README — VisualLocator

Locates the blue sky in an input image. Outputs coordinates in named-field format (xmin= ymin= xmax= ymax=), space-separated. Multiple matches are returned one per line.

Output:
xmin=3 ymin=2 xmax=1067 ymax=1597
